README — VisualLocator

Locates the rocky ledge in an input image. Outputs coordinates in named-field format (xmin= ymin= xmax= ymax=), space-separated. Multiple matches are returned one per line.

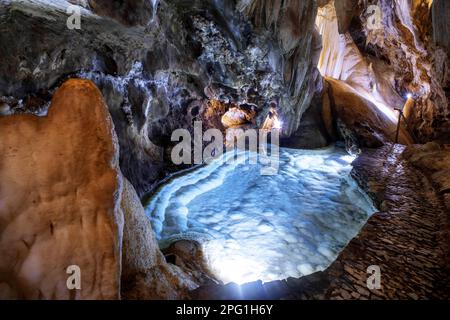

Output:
xmin=192 ymin=143 xmax=450 ymax=300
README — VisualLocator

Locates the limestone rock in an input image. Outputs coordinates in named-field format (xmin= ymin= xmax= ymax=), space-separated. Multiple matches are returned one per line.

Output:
xmin=0 ymin=78 xmax=195 ymax=300
xmin=361 ymin=0 xmax=449 ymax=142
xmin=0 ymin=0 xmax=324 ymax=198
xmin=201 ymin=99 xmax=227 ymax=132
xmin=0 ymin=1 xmax=162 ymax=197
xmin=281 ymin=95 xmax=332 ymax=149
xmin=121 ymin=179 xmax=197 ymax=300
xmin=68 ymin=0 xmax=89 ymax=8
xmin=0 ymin=79 xmax=122 ymax=299
xmin=240 ymin=0 xmax=321 ymax=136
xmin=402 ymin=143 xmax=450 ymax=196
xmin=317 ymin=0 xmax=449 ymax=143
xmin=316 ymin=1 xmax=405 ymax=120
xmin=163 ymin=240 xmax=219 ymax=287
xmin=88 ymin=0 xmax=156 ymax=26
xmin=325 ymin=77 xmax=413 ymax=148
xmin=432 ymin=0 xmax=450 ymax=51
xmin=221 ymin=106 xmax=256 ymax=128
xmin=333 ymin=0 xmax=360 ymax=34
xmin=0 ymin=0 xmax=154 ymax=97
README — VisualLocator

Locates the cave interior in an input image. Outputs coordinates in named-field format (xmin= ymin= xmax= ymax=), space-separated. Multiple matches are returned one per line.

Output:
xmin=0 ymin=0 xmax=449 ymax=300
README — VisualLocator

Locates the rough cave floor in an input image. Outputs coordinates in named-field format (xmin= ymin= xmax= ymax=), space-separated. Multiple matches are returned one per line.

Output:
xmin=191 ymin=144 xmax=450 ymax=300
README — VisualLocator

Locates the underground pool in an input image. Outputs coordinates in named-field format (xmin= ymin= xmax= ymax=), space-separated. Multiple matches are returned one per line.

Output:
xmin=145 ymin=146 xmax=376 ymax=285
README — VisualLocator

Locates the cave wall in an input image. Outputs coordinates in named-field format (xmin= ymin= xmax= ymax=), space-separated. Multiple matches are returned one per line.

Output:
xmin=363 ymin=0 xmax=448 ymax=142
xmin=432 ymin=0 xmax=450 ymax=51
xmin=0 ymin=0 xmax=322 ymax=196
xmin=88 ymin=0 xmax=157 ymax=26
xmin=1 ymin=0 xmax=447 ymax=195
xmin=0 ymin=78 xmax=196 ymax=299
xmin=0 ymin=79 xmax=123 ymax=299
xmin=356 ymin=0 xmax=448 ymax=142
xmin=0 ymin=0 xmax=448 ymax=301
xmin=241 ymin=0 xmax=322 ymax=135
xmin=0 ymin=1 xmax=322 ymax=299
xmin=317 ymin=0 xmax=449 ymax=143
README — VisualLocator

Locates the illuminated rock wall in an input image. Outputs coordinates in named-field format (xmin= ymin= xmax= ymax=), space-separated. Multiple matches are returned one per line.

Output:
xmin=0 ymin=0 xmax=322 ymax=195
xmin=317 ymin=0 xmax=449 ymax=143
xmin=317 ymin=1 xmax=410 ymax=121
xmin=359 ymin=0 xmax=448 ymax=142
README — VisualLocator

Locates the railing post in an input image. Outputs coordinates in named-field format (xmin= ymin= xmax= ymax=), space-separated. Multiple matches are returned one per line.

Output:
xmin=394 ymin=108 xmax=403 ymax=144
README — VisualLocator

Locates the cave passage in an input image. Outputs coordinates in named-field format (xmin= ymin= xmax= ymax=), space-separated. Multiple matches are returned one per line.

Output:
xmin=145 ymin=146 xmax=375 ymax=285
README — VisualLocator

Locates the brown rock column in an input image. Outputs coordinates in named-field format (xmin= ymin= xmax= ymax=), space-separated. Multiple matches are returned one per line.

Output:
xmin=0 ymin=79 xmax=123 ymax=299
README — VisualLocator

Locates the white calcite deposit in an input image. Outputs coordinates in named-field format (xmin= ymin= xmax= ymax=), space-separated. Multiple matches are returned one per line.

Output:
xmin=146 ymin=146 xmax=375 ymax=284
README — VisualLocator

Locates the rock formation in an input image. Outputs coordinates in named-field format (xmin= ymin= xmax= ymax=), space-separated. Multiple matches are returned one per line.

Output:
xmin=0 ymin=0 xmax=322 ymax=196
xmin=325 ymin=77 xmax=413 ymax=150
xmin=88 ymin=0 xmax=156 ymax=26
xmin=0 ymin=79 xmax=122 ymax=299
xmin=402 ymin=142 xmax=450 ymax=200
xmin=316 ymin=0 xmax=449 ymax=143
xmin=0 ymin=79 xmax=195 ymax=299
xmin=121 ymin=178 xmax=197 ymax=299
xmin=432 ymin=0 xmax=450 ymax=51
xmin=0 ymin=0 xmax=449 ymax=301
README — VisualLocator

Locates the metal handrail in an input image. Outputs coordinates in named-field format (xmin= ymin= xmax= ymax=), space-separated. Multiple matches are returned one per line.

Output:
xmin=394 ymin=107 xmax=418 ymax=143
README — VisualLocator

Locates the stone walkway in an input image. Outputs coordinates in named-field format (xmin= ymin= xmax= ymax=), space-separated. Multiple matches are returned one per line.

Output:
xmin=192 ymin=144 xmax=450 ymax=299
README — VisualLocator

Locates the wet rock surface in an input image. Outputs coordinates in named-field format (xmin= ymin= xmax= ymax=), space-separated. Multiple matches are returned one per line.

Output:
xmin=192 ymin=144 xmax=450 ymax=299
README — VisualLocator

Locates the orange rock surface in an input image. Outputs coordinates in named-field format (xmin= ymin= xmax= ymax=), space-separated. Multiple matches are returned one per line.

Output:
xmin=325 ymin=78 xmax=414 ymax=146
xmin=0 ymin=79 xmax=122 ymax=299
